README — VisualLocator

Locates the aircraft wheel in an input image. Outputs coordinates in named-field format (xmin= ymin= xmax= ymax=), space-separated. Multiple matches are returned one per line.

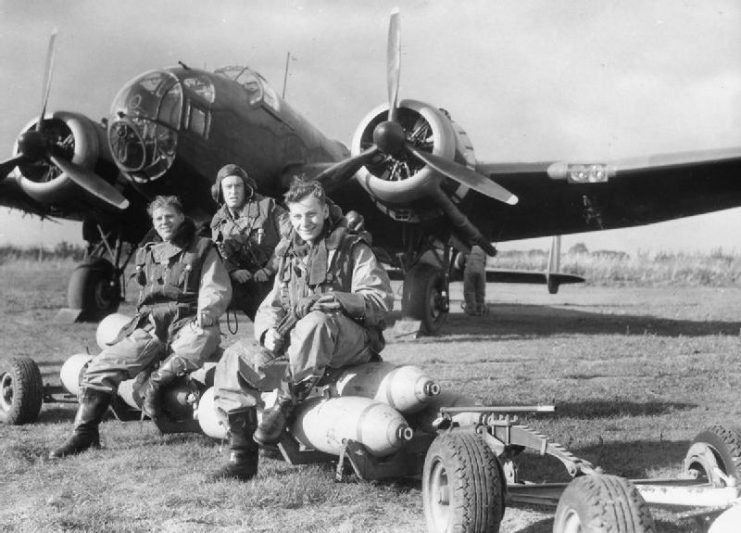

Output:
xmin=68 ymin=258 xmax=121 ymax=321
xmin=0 ymin=357 xmax=43 ymax=425
xmin=547 ymin=277 xmax=560 ymax=295
xmin=402 ymin=263 xmax=448 ymax=335
xmin=684 ymin=425 xmax=741 ymax=486
xmin=422 ymin=432 xmax=505 ymax=533
xmin=553 ymin=474 xmax=655 ymax=533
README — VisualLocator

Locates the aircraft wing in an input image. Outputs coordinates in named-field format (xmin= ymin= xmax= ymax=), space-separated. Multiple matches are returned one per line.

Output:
xmin=476 ymin=147 xmax=741 ymax=241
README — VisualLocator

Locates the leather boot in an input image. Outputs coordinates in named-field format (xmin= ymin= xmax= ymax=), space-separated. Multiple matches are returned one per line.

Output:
xmin=141 ymin=356 xmax=196 ymax=421
xmin=208 ymin=407 xmax=259 ymax=482
xmin=253 ymin=393 xmax=294 ymax=446
xmin=253 ymin=378 xmax=316 ymax=446
xmin=49 ymin=389 xmax=112 ymax=459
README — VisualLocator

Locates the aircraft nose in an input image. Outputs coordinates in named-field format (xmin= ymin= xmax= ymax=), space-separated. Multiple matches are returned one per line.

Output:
xmin=108 ymin=120 xmax=146 ymax=171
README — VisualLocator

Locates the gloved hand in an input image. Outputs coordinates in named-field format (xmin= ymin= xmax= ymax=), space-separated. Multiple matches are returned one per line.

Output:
xmin=293 ymin=294 xmax=322 ymax=319
xmin=313 ymin=294 xmax=343 ymax=314
xmin=263 ymin=328 xmax=284 ymax=353
xmin=230 ymin=269 xmax=252 ymax=284
xmin=252 ymin=268 xmax=270 ymax=283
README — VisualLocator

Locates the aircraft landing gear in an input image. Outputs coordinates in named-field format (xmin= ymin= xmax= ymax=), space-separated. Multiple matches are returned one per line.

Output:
xmin=59 ymin=221 xmax=135 ymax=323
xmin=401 ymin=263 xmax=449 ymax=335
xmin=67 ymin=258 xmax=122 ymax=321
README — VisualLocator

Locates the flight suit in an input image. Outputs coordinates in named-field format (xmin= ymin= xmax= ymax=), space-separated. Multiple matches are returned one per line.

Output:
xmin=213 ymin=221 xmax=394 ymax=416
xmin=83 ymin=218 xmax=232 ymax=394
xmin=210 ymin=196 xmax=289 ymax=320
xmin=463 ymin=245 xmax=488 ymax=315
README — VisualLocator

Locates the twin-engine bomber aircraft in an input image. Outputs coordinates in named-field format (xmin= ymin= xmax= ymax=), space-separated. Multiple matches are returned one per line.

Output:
xmin=1 ymin=13 xmax=740 ymax=334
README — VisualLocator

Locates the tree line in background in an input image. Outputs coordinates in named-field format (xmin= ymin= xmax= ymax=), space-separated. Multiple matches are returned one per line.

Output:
xmin=1 ymin=241 xmax=741 ymax=286
xmin=0 ymin=242 xmax=86 ymax=264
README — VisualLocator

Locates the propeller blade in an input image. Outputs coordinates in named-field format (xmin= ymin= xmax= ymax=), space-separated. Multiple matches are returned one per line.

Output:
xmin=387 ymin=8 xmax=401 ymax=122
xmin=37 ymin=29 xmax=58 ymax=132
xmin=49 ymin=154 xmax=129 ymax=210
xmin=430 ymin=187 xmax=497 ymax=256
xmin=314 ymin=146 xmax=380 ymax=191
xmin=0 ymin=155 xmax=26 ymax=180
xmin=406 ymin=145 xmax=519 ymax=205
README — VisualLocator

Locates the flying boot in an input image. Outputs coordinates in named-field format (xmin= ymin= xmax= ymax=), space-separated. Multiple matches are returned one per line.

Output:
xmin=49 ymin=388 xmax=112 ymax=458
xmin=208 ymin=406 xmax=259 ymax=482
xmin=253 ymin=378 xmax=316 ymax=446
xmin=140 ymin=356 xmax=197 ymax=421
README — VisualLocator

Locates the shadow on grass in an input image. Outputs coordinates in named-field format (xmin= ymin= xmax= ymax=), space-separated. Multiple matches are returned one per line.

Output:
xmin=516 ymin=438 xmax=691 ymax=483
xmin=38 ymin=405 xmax=77 ymax=423
xmin=388 ymin=305 xmax=741 ymax=340
xmin=510 ymin=438 xmax=702 ymax=531
xmin=555 ymin=399 xmax=696 ymax=419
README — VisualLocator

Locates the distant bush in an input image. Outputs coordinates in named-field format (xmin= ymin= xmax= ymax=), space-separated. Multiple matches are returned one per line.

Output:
xmin=493 ymin=248 xmax=741 ymax=287
xmin=0 ymin=242 xmax=86 ymax=265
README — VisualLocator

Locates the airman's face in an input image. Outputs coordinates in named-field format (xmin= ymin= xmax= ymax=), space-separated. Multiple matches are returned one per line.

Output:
xmin=152 ymin=205 xmax=185 ymax=242
xmin=221 ymin=175 xmax=246 ymax=209
xmin=287 ymin=195 xmax=328 ymax=244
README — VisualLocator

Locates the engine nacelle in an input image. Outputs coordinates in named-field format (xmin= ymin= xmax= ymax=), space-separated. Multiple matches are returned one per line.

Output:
xmin=350 ymin=99 xmax=478 ymax=222
xmin=13 ymin=111 xmax=114 ymax=206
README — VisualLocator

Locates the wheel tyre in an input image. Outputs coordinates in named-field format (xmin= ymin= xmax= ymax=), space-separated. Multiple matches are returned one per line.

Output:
xmin=553 ymin=474 xmax=655 ymax=533
xmin=422 ymin=432 xmax=505 ymax=533
xmin=687 ymin=425 xmax=741 ymax=485
xmin=0 ymin=357 xmax=43 ymax=425
xmin=402 ymin=263 xmax=448 ymax=335
xmin=68 ymin=258 xmax=121 ymax=321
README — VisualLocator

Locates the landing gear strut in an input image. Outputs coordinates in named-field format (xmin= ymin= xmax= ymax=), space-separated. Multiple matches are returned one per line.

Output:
xmin=61 ymin=222 xmax=135 ymax=322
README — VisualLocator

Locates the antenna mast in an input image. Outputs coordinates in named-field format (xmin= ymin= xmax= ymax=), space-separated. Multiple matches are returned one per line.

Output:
xmin=281 ymin=51 xmax=291 ymax=99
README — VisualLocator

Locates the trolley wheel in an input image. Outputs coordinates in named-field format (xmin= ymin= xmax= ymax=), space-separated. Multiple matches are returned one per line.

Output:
xmin=553 ymin=474 xmax=655 ymax=533
xmin=684 ymin=424 xmax=741 ymax=486
xmin=422 ymin=431 xmax=505 ymax=533
xmin=0 ymin=357 xmax=43 ymax=425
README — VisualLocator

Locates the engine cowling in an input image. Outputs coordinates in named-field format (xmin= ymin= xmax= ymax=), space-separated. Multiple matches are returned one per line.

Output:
xmin=12 ymin=111 xmax=115 ymax=207
xmin=350 ymin=99 xmax=477 ymax=222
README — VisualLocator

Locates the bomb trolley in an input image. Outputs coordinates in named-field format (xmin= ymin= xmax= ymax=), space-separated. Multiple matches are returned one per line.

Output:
xmin=275 ymin=399 xmax=741 ymax=533
xmin=4 ymin=355 xmax=741 ymax=532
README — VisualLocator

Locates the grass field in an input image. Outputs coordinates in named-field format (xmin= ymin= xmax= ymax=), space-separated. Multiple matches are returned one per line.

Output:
xmin=1 ymin=261 xmax=740 ymax=531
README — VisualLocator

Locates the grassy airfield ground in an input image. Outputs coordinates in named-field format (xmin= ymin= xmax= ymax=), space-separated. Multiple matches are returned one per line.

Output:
xmin=1 ymin=260 xmax=740 ymax=532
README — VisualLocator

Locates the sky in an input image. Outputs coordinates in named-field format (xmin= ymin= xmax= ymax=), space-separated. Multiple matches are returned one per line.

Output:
xmin=0 ymin=0 xmax=739 ymax=255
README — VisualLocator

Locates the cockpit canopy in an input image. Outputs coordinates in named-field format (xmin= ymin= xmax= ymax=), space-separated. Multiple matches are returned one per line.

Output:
xmin=214 ymin=66 xmax=279 ymax=111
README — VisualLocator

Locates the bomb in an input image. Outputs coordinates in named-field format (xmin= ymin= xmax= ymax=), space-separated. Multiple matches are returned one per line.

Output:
xmin=328 ymin=362 xmax=440 ymax=414
xmin=197 ymin=387 xmax=227 ymax=440
xmin=96 ymin=312 xmax=133 ymax=350
xmin=59 ymin=353 xmax=94 ymax=396
xmin=291 ymin=395 xmax=413 ymax=457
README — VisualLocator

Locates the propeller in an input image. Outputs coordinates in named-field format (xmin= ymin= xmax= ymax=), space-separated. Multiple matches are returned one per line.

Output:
xmin=407 ymin=145 xmax=518 ymax=205
xmin=1 ymin=30 xmax=129 ymax=211
xmin=316 ymin=10 xmax=518 ymax=206
xmin=314 ymin=146 xmax=379 ymax=190
xmin=50 ymin=154 xmax=129 ymax=210
xmin=387 ymin=8 xmax=401 ymax=123
xmin=0 ymin=155 xmax=26 ymax=180
xmin=37 ymin=29 xmax=58 ymax=133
